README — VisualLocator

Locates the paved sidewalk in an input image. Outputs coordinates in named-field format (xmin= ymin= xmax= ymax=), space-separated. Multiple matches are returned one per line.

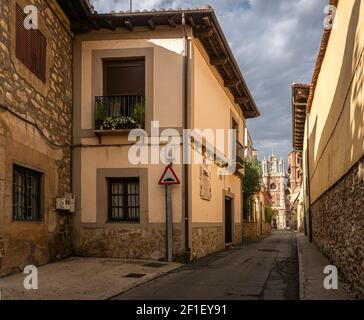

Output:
xmin=0 ymin=257 xmax=180 ymax=300
xmin=296 ymin=233 xmax=350 ymax=300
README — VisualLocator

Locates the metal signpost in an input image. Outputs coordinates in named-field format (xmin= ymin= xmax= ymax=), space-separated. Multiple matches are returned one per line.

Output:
xmin=159 ymin=163 xmax=180 ymax=262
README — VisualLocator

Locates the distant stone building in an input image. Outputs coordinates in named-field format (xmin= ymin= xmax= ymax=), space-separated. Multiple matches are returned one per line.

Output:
xmin=289 ymin=83 xmax=310 ymax=232
xmin=288 ymin=151 xmax=302 ymax=194
xmin=262 ymin=154 xmax=289 ymax=229
xmin=288 ymin=150 xmax=304 ymax=231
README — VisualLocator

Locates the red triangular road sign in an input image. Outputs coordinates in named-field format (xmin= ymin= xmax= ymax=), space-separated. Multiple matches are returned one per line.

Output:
xmin=159 ymin=163 xmax=180 ymax=185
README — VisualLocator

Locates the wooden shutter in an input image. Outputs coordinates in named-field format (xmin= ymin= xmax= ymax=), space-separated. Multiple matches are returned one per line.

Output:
xmin=15 ymin=3 xmax=46 ymax=83
xmin=38 ymin=33 xmax=46 ymax=82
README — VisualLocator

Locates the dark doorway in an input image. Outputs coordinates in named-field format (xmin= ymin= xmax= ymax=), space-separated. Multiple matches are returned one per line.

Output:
xmin=225 ymin=197 xmax=233 ymax=244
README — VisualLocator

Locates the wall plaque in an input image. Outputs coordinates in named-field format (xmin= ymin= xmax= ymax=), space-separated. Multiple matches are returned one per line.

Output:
xmin=200 ymin=163 xmax=212 ymax=201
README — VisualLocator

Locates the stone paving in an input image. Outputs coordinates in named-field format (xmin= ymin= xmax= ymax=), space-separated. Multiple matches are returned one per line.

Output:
xmin=0 ymin=257 xmax=180 ymax=300
xmin=296 ymin=233 xmax=352 ymax=300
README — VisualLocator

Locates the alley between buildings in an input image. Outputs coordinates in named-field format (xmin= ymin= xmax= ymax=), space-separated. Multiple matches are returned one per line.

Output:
xmin=112 ymin=230 xmax=299 ymax=300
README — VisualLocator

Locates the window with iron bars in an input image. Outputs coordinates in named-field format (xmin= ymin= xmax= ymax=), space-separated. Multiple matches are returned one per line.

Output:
xmin=13 ymin=164 xmax=42 ymax=221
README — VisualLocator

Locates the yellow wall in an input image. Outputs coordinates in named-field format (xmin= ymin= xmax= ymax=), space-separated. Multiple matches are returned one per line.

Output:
xmin=190 ymin=40 xmax=244 ymax=224
xmin=305 ymin=0 xmax=364 ymax=202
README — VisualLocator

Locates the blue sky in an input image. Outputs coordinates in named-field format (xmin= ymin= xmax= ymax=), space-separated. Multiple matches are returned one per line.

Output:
xmin=90 ymin=0 xmax=328 ymax=161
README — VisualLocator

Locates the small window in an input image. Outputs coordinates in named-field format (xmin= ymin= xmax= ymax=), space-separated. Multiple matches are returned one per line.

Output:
xmin=108 ymin=178 xmax=140 ymax=222
xmin=270 ymin=183 xmax=277 ymax=191
xmin=13 ymin=164 xmax=42 ymax=221
xmin=15 ymin=4 xmax=46 ymax=82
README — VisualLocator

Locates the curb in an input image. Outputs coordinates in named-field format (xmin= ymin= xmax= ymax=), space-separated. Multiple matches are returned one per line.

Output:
xmin=107 ymin=263 xmax=183 ymax=300
xmin=296 ymin=233 xmax=305 ymax=300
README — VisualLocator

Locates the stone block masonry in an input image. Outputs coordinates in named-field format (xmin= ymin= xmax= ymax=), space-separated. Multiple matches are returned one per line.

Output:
xmin=312 ymin=156 xmax=364 ymax=299
xmin=77 ymin=224 xmax=184 ymax=261
xmin=242 ymin=222 xmax=271 ymax=243
xmin=0 ymin=0 xmax=73 ymax=276
xmin=191 ymin=225 xmax=225 ymax=259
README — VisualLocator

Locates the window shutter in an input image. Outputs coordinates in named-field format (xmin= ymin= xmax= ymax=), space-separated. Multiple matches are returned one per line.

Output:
xmin=38 ymin=33 xmax=46 ymax=82
xmin=15 ymin=3 xmax=46 ymax=83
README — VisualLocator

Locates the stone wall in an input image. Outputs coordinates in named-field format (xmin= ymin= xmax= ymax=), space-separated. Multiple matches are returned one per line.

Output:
xmin=242 ymin=222 xmax=260 ymax=243
xmin=0 ymin=0 xmax=73 ymax=276
xmin=78 ymin=224 xmax=184 ymax=261
xmin=312 ymin=156 xmax=364 ymax=299
xmin=191 ymin=225 xmax=224 ymax=259
xmin=263 ymin=223 xmax=271 ymax=236
xmin=234 ymin=223 xmax=242 ymax=245
xmin=0 ymin=232 xmax=4 ymax=269
xmin=242 ymin=222 xmax=271 ymax=243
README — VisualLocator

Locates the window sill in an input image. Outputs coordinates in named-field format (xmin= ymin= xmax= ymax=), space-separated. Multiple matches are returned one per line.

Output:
xmin=106 ymin=221 xmax=140 ymax=225
xmin=12 ymin=220 xmax=44 ymax=224
xmin=94 ymin=129 xmax=137 ymax=136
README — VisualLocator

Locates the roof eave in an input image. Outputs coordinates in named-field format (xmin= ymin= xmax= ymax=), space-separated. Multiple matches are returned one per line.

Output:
xmin=61 ymin=4 xmax=260 ymax=119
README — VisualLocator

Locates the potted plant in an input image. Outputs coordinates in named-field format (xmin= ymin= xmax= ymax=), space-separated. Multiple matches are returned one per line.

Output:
xmin=95 ymin=104 xmax=108 ymax=130
xmin=131 ymin=101 xmax=145 ymax=128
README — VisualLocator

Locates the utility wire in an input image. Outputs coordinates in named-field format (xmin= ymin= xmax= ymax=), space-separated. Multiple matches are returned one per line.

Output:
xmin=0 ymin=103 xmax=71 ymax=149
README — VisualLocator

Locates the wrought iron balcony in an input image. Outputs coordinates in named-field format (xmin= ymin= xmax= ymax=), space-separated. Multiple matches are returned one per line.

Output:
xmin=236 ymin=141 xmax=245 ymax=168
xmin=95 ymin=95 xmax=145 ymax=132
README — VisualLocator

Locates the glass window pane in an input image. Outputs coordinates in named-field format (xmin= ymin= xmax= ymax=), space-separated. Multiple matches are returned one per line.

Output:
xmin=108 ymin=178 xmax=140 ymax=222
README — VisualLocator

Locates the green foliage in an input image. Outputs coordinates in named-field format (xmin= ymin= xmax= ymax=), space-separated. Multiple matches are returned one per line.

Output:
xmin=243 ymin=196 xmax=253 ymax=220
xmin=243 ymin=159 xmax=263 ymax=198
xmin=132 ymin=102 xmax=145 ymax=124
xmin=96 ymin=104 xmax=108 ymax=125
xmin=242 ymin=158 xmax=263 ymax=219
xmin=265 ymin=206 xmax=274 ymax=224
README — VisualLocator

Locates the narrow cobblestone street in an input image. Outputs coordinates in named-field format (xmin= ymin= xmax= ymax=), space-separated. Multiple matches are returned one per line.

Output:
xmin=113 ymin=230 xmax=299 ymax=300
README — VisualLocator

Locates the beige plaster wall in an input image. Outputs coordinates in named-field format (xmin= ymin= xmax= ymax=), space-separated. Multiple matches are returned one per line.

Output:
xmin=74 ymin=30 xmax=186 ymax=226
xmin=190 ymin=39 xmax=244 ymax=224
xmin=79 ymin=147 xmax=183 ymax=224
xmin=79 ymin=33 xmax=185 ymax=132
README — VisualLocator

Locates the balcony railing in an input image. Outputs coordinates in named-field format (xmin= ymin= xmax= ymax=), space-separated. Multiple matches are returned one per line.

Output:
xmin=95 ymin=95 xmax=145 ymax=132
xmin=236 ymin=141 xmax=245 ymax=167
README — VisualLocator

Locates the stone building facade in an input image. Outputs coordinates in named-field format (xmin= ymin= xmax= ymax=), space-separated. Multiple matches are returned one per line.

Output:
xmin=287 ymin=150 xmax=304 ymax=231
xmin=0 ymin=0 xmax=73 ymax=276
xmin=290 ymin=83 xmax=310 ymax=232
xmin=262 ymin=154 xmax=289 ymax=229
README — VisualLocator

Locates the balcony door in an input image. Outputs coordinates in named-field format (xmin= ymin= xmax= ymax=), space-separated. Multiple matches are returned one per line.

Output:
xmin=103 ymin=58 xmax=145 ymax=97
xmin=98 ymin=58 xmax=145 ymax=129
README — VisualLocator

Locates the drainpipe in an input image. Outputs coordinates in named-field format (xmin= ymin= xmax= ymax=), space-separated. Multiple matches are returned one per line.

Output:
xmin=306 ymin=114 xmax=313 ymax=242
xmin=182 ymin=13 xmax=191 ymax=258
